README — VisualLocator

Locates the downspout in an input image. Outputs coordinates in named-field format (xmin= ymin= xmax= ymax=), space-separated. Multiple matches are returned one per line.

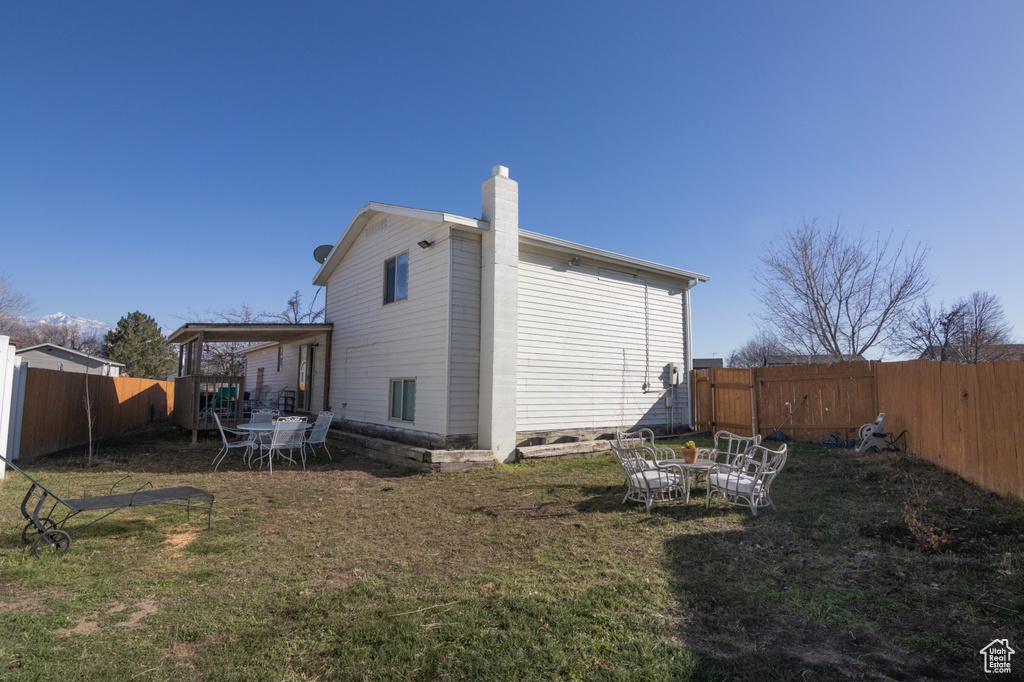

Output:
xmin=683 ymin=278 xmax=698 ymax=430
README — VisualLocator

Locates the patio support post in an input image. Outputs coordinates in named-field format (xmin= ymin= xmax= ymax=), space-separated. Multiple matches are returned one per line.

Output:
xmin=322 ymin=329 xmax=333 ymax=413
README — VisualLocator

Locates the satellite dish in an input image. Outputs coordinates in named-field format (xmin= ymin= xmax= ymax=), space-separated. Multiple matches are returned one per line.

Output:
xmin=313 ymin=244 xmax=333 ymax=264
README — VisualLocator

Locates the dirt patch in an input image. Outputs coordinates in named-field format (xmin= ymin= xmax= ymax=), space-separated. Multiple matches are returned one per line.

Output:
xmin=162 ymin=528 xmax=200 ymax=557
xmin=0 ymin=586 xmax=69 ymax=614
xmin=116 ymin=597 xmax=160 ymax=629
xmin=56 ymin=617 xmax=102 ymax=637
xmin=55 ymin=597 xmax=160 ymax=637
xmin=306 ymin=567 xmax=367 ymax=592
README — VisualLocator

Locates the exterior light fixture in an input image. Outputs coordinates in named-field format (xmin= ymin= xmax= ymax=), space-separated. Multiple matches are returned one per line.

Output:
xmin=417 ymin=240 xmax=434 ymax=249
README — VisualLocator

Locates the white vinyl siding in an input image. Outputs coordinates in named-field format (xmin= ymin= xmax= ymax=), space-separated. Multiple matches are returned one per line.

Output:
xmin=516 ymin=244 xmax=689 ymax=432
xmin=244 ymin=337 xmax=326 ymax=413
xmin=447 ymin=233 xmax=482 ymax=437
xmin=324 ymin=215 xmax=451 ymax=434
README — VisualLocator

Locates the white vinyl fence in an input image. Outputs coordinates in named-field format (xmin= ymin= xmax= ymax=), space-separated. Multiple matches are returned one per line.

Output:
xmin=0 ymin=335 xmax=28 ymax=477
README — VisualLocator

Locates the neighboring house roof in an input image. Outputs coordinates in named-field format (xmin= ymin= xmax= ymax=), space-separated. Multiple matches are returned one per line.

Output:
xmin=312 ymin=201 xmax=710 ymax=287
xmin=14 ymin=344 xmax=125 ymax=367
xmin=766 ymin=354 xmax=866 ymax=366
xmin=920 ymin=344 xmax=1024 ymax=362
xmin=167 ymin=323 xmax=334 ymax=345
xmin=692 ymin=358 xmax=724 ymax=369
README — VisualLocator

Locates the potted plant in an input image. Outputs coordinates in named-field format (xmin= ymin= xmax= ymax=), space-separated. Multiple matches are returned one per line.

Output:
xmin=680 ymin=440 xmax=699 ymax=464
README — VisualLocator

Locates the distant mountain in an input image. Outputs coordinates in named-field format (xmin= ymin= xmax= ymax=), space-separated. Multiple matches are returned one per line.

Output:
xmin=26 ymin=312 xmax=112 ymax=339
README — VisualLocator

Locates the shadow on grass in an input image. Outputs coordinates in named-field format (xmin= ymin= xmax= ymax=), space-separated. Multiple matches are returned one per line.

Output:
xmin=21 ymin=422 xmax=419 ymax=481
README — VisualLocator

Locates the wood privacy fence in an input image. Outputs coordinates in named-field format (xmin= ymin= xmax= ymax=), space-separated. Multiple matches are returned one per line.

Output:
xmin=18 ymin=368 xmax=174 ymax=461
xmin=692 ymin=360 xmax=1024 ymax=501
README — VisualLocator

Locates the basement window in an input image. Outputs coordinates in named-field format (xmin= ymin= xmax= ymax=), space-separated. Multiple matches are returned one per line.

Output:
xmin=389 ymin=378 xmax=416 ymax=422
xmin=384 ymin=252 xmax=408 ymax=304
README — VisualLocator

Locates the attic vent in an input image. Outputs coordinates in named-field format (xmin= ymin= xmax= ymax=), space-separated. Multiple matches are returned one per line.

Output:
xmin=366 ymin=217 xmax=389 ymax=239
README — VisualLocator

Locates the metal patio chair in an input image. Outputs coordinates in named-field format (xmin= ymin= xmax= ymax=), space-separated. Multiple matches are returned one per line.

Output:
xmin=212 ymin=411 xmax=255 ymax=472
xmin=303 ymin=411 xmax=334 ymax=460
xmin=706 ymin=442 xmax=787 ymax=516
xmin=253 ymin=416 xmax=308 ymax=474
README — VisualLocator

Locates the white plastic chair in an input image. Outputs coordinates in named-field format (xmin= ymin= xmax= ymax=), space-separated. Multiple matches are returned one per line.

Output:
xmin=254 ymin=416 xmax=308 ymax=474
xmin=610 ymin=441 xmax=688 ymax=511
xmin=303 ymin=411 xmax=334 ymax=460
xmin=706 ymin=442 xmax=787 ymax=516
xmin=212 ymin=412 xmax=255 ymax=472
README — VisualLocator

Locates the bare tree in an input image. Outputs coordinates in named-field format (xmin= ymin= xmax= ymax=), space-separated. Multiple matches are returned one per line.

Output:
xmin=16 ymin=321 xmax=105 ymax=355
xmin=727 ymin=330 xmax=789 ymax=368
xmin=894 ymin=300 xmax=966 ymax=361
xmin=278 ymin=289 xmax=324 ymax=324
xmin=955 ymin=291 xmax=1014 ymax=363
xmin=754 ymin=219 xmax=930 ymax=358
xmin=178 ymin=304 xmax=266 ymax=375
xmin=0 ymin=273 xmax=32 ymax=337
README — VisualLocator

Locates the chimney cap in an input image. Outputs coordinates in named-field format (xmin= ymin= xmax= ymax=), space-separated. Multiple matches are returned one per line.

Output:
xmin=492 ymin=165 xmax=510 ymax=178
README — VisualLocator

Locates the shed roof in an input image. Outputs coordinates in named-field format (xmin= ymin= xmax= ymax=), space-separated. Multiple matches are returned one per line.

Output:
xmin=167 ymin=323 xmax=333 ymax=345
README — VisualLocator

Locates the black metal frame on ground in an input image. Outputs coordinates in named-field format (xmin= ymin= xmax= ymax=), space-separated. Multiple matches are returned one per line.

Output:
xmin=0 ymin=455 xmax=214 ymax=558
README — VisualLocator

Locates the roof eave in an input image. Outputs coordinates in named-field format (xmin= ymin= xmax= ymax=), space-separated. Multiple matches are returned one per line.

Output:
xmin=519 ymin=230 xmax=710 ymax=283
xmin=312 ymin=202 xmax=487 ymax=286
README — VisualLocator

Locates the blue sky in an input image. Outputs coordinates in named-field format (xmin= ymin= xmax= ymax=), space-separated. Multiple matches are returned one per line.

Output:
xmin=3 ymin=1 xmax=1022 ymax=359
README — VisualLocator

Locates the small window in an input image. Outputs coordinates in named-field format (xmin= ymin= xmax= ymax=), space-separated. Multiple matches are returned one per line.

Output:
xmin=384 ymin=252 xmax=408 ymax=304
xmin=389 ymin=378 xmax=416 ymax=422
xmin=277 ymin=348 xmax=283 ymax=372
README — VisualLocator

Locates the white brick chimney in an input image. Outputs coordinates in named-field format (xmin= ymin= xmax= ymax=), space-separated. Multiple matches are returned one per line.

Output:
xmin=478 ymin=165 xmax=519 ymax=462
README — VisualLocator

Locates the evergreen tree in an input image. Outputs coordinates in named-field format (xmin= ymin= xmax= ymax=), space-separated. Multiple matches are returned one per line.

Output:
xmin=102 ymin=311 xmax=177 ymax=379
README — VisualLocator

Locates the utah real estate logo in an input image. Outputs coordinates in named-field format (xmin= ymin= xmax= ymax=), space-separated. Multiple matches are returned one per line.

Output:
xmin=980 ymin=639 xmax=1015 ymax=674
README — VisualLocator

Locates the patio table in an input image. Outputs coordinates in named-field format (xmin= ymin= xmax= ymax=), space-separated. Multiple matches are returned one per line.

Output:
xmin=658 ymin=457 xmax=717 ymax=500
xmin=237 ymin=422 xmax=312 ymax=433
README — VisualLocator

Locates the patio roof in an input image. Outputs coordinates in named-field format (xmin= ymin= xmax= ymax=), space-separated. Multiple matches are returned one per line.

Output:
xmin=167 ymin=323 xmax=333 ymax=345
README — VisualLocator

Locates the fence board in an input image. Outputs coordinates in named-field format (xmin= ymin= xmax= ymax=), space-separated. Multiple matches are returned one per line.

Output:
xmin=17 ymin=368 xmax=174 ymax=461
xmin=693 ymin=359 xmax=1024 ymax=501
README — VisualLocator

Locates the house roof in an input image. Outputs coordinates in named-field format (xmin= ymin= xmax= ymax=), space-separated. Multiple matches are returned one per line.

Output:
xmin=312 ymin=202 xmax=488 ymax=286
xmin=312 ymin=202 xmax=710 ymax=287
xmin=14 ymin=344 xmax=125 ymax=367
xmin=920 ymin=344 xmax=1024 ymax=362
xmin=167 ymin=323 xmax=333 ymax=345
xmin=519 ymin=230 xmax=709 ymax=283
xmin=766 ymin=354 xmax=867 ymax=366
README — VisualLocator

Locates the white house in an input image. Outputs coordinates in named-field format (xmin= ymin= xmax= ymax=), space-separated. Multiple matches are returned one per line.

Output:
xmin=15 ymin=344 xmax=124 ymax=377
xmin=270 ymin=165 xmax=707 ymax=464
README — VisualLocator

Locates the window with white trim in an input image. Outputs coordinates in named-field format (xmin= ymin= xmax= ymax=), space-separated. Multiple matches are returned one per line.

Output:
xmin=389 ymin=378 xmax=416 ymax=422
xmin=384 ymin=252 xmax=408 ymax=304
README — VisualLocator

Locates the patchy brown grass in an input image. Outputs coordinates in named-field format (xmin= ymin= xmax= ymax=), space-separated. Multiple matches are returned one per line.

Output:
xmin=0 ymin=423 xmax=1021 ymax=680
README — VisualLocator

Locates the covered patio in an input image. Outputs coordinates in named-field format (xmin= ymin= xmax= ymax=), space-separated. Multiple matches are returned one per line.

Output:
xmin=168 ymin=323 xmax=333 ymax=441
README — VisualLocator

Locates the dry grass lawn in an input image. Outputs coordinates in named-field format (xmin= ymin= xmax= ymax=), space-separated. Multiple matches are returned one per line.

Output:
xmin=0 ymin=423 xmax=1022 ymax=680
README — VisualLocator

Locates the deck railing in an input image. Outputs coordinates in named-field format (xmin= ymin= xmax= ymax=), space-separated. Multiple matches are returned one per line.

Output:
xmin=173 ymin=375 xmax=245 ymax=433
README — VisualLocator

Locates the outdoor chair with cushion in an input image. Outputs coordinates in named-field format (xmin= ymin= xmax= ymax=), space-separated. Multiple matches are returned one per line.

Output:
xmin=253 ymin=416 xmax=308 ymax=474
xmin=212 ymin=412 xmax=255 ymax=472
xmin=705 ymin=442 xmax=787 ymax=516
xmin=709 ymin=430 xmax=763 ymax=468
xmin=303 ymin=411 xmax=334 ymax=460
xmin=610 ymin=441 xmax=689 ymax=511
xmin=615 ymin=428 xmax=676 ymax=467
